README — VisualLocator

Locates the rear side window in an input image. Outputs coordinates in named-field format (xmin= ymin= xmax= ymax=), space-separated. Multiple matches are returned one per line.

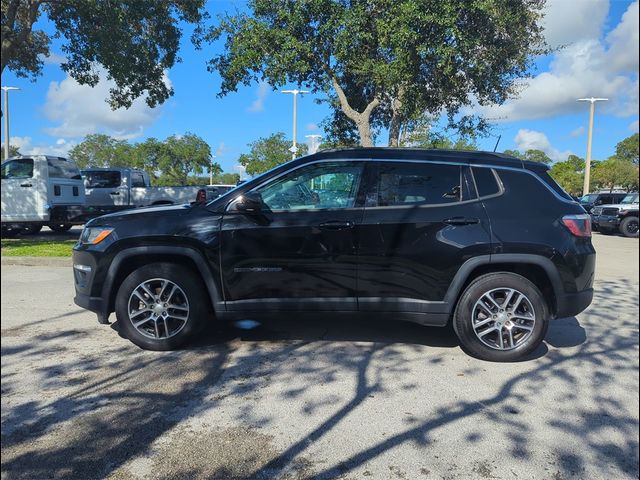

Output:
xmin=48 ymin=158 xmax=81 ymax=179
xmin=83 ymin=171 xmax=122 ymax=188
xmin=472 ymin=167 xmax=501 ymax=197
xmin=368 ymin=162 xmax=462 ymax=207
xmin=535 ymin=170 xmax=573 ymax=201
xmin=130 ymin=171 xmax=146 ymax=187
xmin=1 ymin=158 xmax=33 ymax=179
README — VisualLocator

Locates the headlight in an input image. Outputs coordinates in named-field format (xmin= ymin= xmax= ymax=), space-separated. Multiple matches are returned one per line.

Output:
xmin=80 ymin=227 xmax=114 ymax=245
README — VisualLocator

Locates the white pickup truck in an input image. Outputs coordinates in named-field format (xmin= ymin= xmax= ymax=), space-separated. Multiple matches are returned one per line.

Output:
xmin=81 ymin=168 xmax=204 ymax=215
xmin=1 ymin=155 xmax=87 ymax=236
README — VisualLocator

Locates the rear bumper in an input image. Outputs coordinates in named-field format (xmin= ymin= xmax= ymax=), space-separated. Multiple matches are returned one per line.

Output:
xmin=556 ymin=288 xmax=594 ymax=319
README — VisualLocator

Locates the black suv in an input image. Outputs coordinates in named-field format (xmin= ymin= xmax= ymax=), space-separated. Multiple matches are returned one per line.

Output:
xmin=73 ymin=148 xmax=595 ymax=361
xmin=579 ymin=191 xmax=628 ymax=213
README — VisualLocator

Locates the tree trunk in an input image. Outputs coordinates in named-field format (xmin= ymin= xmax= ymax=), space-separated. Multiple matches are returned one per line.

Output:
xmin=330 ymin=74 xmax=380 ymax=147
xmin=387 ymin=93 xmax=404 ymax=147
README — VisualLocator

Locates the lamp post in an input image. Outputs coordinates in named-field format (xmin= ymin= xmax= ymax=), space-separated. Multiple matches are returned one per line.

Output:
xmin=577 ymin=97 xmax=608 ymax=196
xmin=305 ymin=134 xmax=322 ymax=154
xmin=1 ymin=86 xmax=20 ymax=160
xmin=282 ymin=89 xmax=309 ymax=159
xmin=209 ymin=154 xmax=217 ymax=186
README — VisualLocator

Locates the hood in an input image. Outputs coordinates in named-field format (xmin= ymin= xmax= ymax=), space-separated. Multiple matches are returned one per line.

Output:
xmin=86 ymin=204 xmax=192 ymax=227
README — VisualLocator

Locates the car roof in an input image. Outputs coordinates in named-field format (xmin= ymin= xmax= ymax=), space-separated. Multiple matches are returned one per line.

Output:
xmin=305 ymin=147 xmax=546 ymax=170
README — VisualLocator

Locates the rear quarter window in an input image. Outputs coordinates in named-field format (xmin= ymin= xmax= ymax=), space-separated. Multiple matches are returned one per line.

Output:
xmin=535 ymin=170 xmax=573 ymax=201
xmin=472 ymin=167 xmax=501 ymax=197
xmin=48 ymin=158 xmax=82 ymax=179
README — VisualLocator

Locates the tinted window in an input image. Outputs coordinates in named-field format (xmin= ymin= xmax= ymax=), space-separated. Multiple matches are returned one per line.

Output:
xmin=472 ymin=167 xmax=501 ymax=197
xmin=258 ymin=162 xmax=363 ymax=210
xmin=130 ymin=171 xmax=146 ymax=188
xmin=369 ymin=162 xmax=462 ymax=207
xmin=48 ymin=158 xmax=81 ymax=179
xmin=1 ymin=159 xmax=34 ymax=179
xmin=83 ymin=171 xmax=122 ymax=188
xmin=536 ymin=170 xmax=573 ymax=201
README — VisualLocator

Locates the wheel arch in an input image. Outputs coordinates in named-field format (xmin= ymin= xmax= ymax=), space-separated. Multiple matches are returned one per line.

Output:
xmin=102 ymin=246 xmax=223 ymax=317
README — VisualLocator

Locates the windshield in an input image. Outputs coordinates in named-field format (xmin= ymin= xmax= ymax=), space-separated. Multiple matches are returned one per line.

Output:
xmin=621 ymin=194 xmax=639 ymax=204
xmin=580 ymin=194 xmax=598 ymax=204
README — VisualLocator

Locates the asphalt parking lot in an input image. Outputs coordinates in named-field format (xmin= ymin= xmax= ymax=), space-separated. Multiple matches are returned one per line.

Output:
xmin=1 ymin=233 xmax=638 ymax=480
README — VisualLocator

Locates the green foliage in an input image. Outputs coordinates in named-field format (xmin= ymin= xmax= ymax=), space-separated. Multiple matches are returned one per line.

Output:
xmin=239 ymin=133 xmax=308 ymax=176
xmin=549 ymin=155 xmax=585 ymax=196
xmin=503 ymin=149 xmax=551 ymax=164
xmin=614 ymin=133 xmax=639 ymax=165
xmin=592 ymin=157 xmax=639 ymax=192
xmin=207 ymin=0 xmax=547 ymax=146
xmin=1 ymin=145 xmax=21 ymax=160
xmin=69 ymin=133 xmax=223 ymax=186
xmin=400 ymin=119 xmax=478 ymax=150
xmin=1 ymin=0 xmax=207 ymax=108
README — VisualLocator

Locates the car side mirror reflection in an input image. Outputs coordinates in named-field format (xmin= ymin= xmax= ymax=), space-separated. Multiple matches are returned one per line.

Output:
xmin=235 ymin=191 xmax=264 ymax=214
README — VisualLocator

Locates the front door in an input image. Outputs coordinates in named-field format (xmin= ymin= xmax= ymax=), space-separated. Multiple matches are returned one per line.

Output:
xmin=357 ymin=161 xmax=492 ymax=314
xmin=220 ymin=161 xmax=365 ymax=312
xmin=1 ymin=158 xmax=44 ymax=222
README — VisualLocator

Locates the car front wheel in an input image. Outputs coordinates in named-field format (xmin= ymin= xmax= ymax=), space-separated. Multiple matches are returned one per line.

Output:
xmin=453 ymin=272 xmax=549 ymax=362
xmin=115 ymin=263 xmax=207 ymax=350
xmin=619 ymin=216 xmax=639 ymax=238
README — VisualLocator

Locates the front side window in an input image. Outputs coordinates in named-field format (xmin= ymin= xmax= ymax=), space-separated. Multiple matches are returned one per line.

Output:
xmin=1 ymin=159 xmax=34 ymax=179
xmin=257 ymin=162 xmax=363 ymax=210
xmin=368 ymin=162 xmax=462 ymax=207
xmin=82 ymin=171 xmax=122 ymax=189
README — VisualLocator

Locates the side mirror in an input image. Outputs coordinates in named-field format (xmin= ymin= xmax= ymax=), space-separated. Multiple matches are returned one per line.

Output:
xmin=235 ymin=191 xmax=264 ymax=214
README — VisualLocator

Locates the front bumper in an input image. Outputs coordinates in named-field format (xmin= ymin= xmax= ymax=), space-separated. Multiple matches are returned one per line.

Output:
xmin=591 ymin=214 xmax=621 ymax=230
xmin=73 ymin=248 xmax=110 ymax=323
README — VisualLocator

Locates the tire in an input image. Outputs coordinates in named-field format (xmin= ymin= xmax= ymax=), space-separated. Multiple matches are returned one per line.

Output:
xmin=115 ymin=263 xmax=208 ymax=350
xmin=21 ymin=224 xmax=43 ymax=235
xmin=49 ymin=223 xmax=73 ymax=233
xmin=619 ymin=216 xmax=639 ymax=238
xmin=453 ymin=272 xmax=549 ymax=362
xmin=1 ymin=226 xmax=20 ymax=238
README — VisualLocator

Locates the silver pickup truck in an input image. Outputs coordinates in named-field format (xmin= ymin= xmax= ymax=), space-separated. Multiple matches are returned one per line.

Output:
xmin=82 ymin=168 xmax=204 ymax=215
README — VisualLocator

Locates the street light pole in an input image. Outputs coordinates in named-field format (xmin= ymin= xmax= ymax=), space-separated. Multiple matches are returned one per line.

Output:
xmin=209 ymin=154 xmax=217 ymax=186
xmin=1 ymin=86 xmax=20 ymax=160
xmin=282 ymin=89 xmax=309 ymax=159
xmin=577 ymin=97 xmax=608 ymax=196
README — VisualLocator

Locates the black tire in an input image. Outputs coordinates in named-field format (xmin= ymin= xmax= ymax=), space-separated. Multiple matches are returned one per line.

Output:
xmin=48 ymin=223 xmax=73 ymax=233
xmin=1 ymin=226 xmax=20 ymax=238
xmin=21 ymin=224 xmax=43 ymax=235
xmin=115 ymin=263 xmax=208 ymax=350
xmin=619 ymin=216 xmax=639 ymax=238
xmin=453 ymin=272 xmax=549 ymax=362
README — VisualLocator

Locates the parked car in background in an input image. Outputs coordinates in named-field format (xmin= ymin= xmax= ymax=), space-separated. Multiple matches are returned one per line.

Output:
xmin=73 ymin=148 xmax=595 ymax=362
xmin=1 ymin=155 xmax=86 ymax=236
xmin=195 ymin=184 xmax=237 ymax=203
xmin=82 ymin=168 xmax=206 ymax=215
xmin=579 ymin=191 xmax=627 ymax=213
xmin=591 ymin=193 xmax=639 ymax=238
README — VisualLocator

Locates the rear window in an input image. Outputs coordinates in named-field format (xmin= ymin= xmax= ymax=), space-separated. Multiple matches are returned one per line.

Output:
xmin=472 ymin=167 xmax=501 ymax=197
xmin=48 ymin=158 xmax=81 ymax=179
xmin=1 ymin=158 xmax=33 ymax=179
xmin=83 ymin=171 xmax=122 ymax=188
xmin=536 ymin=170 xmax=573 ymax=201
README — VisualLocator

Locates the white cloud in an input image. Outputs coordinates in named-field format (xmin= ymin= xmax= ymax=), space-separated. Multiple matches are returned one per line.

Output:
xmin=629 ymin=119 xmax=639 ymax=132
xmin=542 ymin=0 xmax=609 ymax=49
xmin=305 ymin=122 xmax=319 ymax=131
xmin=471 ymin=1 xmax=639 ymax=122
xmin=42 ymin=68 xmax=167 ymax=140
xmin=11 ymin=135 xmax=76 ymax=157
xmin=570 ymin=126 xmax=585 ymax=137
xmin=514 ymin=129 xmax=572 ymax=161
xmin=248 ymin=81 xmax=269 ymax=112
xmin=39 ymin=52 xmax=66 ymax=65
xmin=215 ymin=142 xmax=227 ymax=157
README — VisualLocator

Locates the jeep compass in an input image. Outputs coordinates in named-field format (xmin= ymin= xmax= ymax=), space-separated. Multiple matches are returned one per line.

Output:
xmin=73 ymin=148 xmax=595 ymax=361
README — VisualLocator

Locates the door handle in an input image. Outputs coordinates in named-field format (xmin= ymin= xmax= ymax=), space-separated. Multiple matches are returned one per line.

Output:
xmin=109 ymin=191 xmax=120 ymax=195
xmin=20 ymin=183 xmax=32 ymax=187
xmin=318 ymin=221 xmax=355 ymax=230
xmin=443 ymin=217 xmax=480 ymax=226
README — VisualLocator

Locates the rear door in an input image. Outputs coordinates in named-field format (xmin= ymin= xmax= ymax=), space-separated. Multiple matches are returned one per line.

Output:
xmin=357 ymin=160 xmax=491 ymax=313
xmin=1 ymin=158 xmax=44 ymax=221
xmin=220 ymin=161 xmax=365 ymax=312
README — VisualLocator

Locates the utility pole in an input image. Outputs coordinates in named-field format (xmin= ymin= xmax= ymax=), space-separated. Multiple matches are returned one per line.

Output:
xmin=282 ymin=89 xmax=309 ymax=159
xmin=1 ymin=86 xmax=20 ymax=160
xmin=305 ymin=134 xmax=322 ymax=154
xmin=209 ymin=154 xmax=217 ymax=186
xmin=577 ymin=97 xmax=608 ymax=196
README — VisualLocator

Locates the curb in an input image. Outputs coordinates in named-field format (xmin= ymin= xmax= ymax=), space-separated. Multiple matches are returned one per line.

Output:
xmin=1 ymin=256 xmax=71 ymax=267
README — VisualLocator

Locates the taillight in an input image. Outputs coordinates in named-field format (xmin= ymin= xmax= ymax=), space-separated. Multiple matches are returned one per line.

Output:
xmin=561 ymin=214 xmax=592 ymax=237
xmin=196 ymin=189 xmax=206 ymax=203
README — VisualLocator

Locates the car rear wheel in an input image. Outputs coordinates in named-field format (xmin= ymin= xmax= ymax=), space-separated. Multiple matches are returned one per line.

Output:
xmin=21 ymin=224 xmax=43 ymax=235
xmin=115 ymin=263 xmax=208 ymax=350
xmin=453 ymin=272 xmax=549 ymax=362
xmin=619 ymin=216 xmax=639 ymax=238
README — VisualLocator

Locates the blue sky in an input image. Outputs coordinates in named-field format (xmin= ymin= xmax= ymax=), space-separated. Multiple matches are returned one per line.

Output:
xmin=2 ymin=0 xmax=638 ymax=176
